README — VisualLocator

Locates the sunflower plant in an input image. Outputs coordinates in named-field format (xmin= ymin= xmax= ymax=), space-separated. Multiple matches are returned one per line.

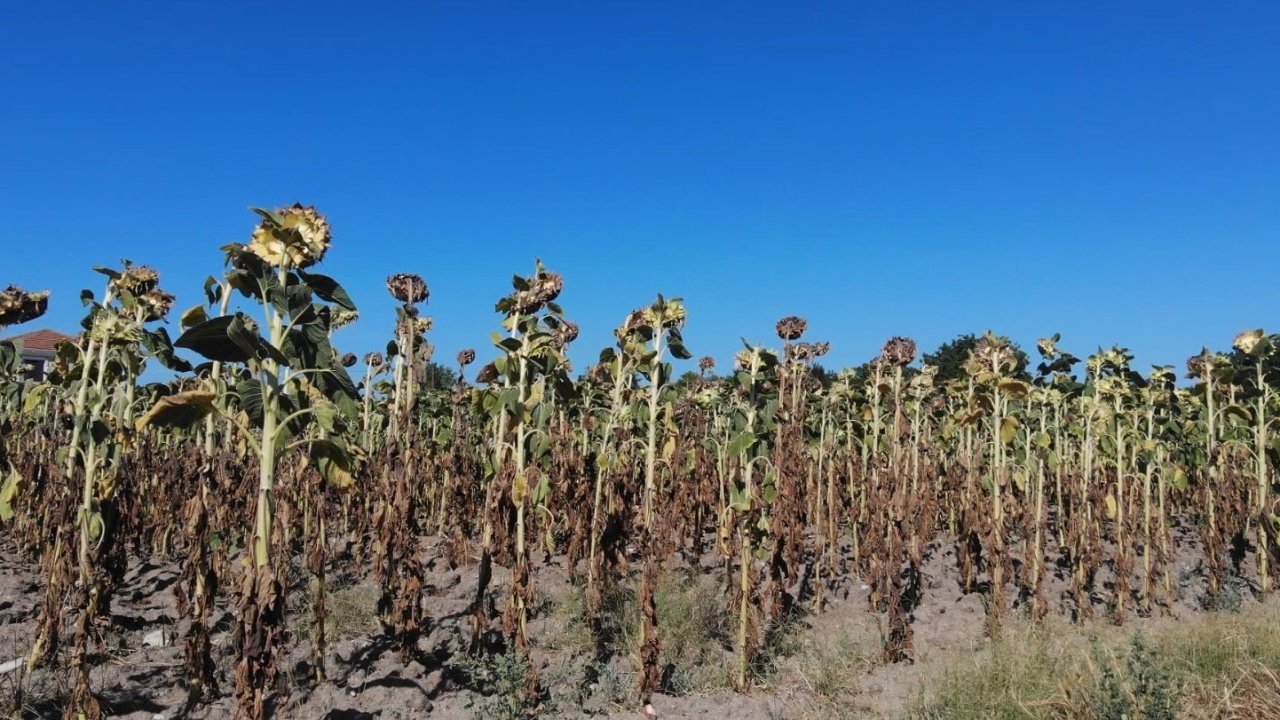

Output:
xmin=139 ymin=204 xmax=360 ymax=719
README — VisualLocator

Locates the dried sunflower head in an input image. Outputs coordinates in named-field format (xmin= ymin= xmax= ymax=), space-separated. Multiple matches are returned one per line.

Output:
xmin=788 ymin=341 xmax=831 ymax=364
xmin=247 ymin=204 xmax=332 ymax=269
xmin=1037 ymin=335 xmax=1059 ymax=358
xmin=457 ymin=348 xmax=476 ymax=367
xmin=974 ymin=332 xmax=1016 ymax=374
xmin=0 ymin=285 xmax=50 ymax=327
xmin=1148 ymin=365 xmax=1176 ymax=390
xmin=138 ymin=288 xmax=175 ymax=322
xmin=1234 ymin=329 xmax=1264 ymax=355
xmin=1186 ymin=348 xmax=1219 ymax=379
xmin=909 ymin=364 xmax=938 ymax=395
xmin=624 ymin=308 xmax=648 ymax=333
xmin=775 ymin=316 xmax=807 ymax=341
xmin=881 ymin=336 xmax=917 ymax=367
xmin=532 ymin=269 xmax=564 ymax=304
xmin=387 ymin=273 xmax=429 ymax=305
xmin=655 ymin=299 xmax=687 ymax=329
xmin=476 ymin=362 xmax=499 ymax=385
xmin=331 ymin=309 xmax=360 ymax=329
xmin=364 ymin=352 xmax=384 ymax=367
xmin=698 ymin=356 xmax=716 ymax=374
xmin=115 ymin=265 xmax=160 ymax=296
xmin=554 ymin=320 xmax=580 ymax=347
xmin=340 ymin=352 xmax=358 ymax=368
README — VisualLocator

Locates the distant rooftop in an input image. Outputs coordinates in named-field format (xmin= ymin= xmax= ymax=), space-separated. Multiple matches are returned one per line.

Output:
xmin=3 ymin=328 xmax=77 ymax=352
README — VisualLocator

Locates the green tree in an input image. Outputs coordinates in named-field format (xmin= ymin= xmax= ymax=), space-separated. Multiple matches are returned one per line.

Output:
xmin=417 ymin=360 xmax=459 ymax=391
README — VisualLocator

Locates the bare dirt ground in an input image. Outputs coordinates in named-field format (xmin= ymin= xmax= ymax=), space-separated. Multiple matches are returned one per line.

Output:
xmin=0 ymin=519 xmax=1258 ymax=719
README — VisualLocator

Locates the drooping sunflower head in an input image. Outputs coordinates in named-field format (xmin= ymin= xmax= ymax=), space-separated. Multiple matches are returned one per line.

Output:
xmin=364 ymin=352 xmax=384 ymax=368
xmin=507 ymin=265 xmax=565 ymax=315
xmin=973 ymin=332 xmax=1016 ymax=374
xmin=698 ymin=356 xmax=716 ymax=374
xmin=0 ymin=285 xmax=50 ymax=327
xmin=115 ymin=265 xmax=160 ymax=296
xmin=457 ymin=348 xmax=477 ymax=367
xmin=340 ymin=352 xmax=358 ymax=368
xmin=247 ymin=204 xmax=332 ymax=269
xmin=788 ymin=341 xmax=831 ymax=364
xmin=476 ymin=362 xmax=499 ymax=385
xmin=1186 ymin=348 xmax=1218 ymax=380
xmin=1234 ymin=328 xmax=1265 ymax=355
xmin=881 ymin=336 xmax=917 ymax=367
xmin=1036 ymin=335 xmax=1059 ymax=358
xmin=331 ymin=309 xmax=360 ymax=330
xmin=775 ymin=315 xmax=807 ymax=341
xmin=554 ymin=319 xmax=580 ymax=348
xmin=1148 ymin=365 xmax=1176 ymax=390
xmin=648 ymin=297 xmax=687 ymax=330
xmin=387 ymin=273 xmax=429 ymax=305
xmin=139 ymin=288 xmax=176 ymax=322
xmin=532 ymin=268 xmax=564 ymax=305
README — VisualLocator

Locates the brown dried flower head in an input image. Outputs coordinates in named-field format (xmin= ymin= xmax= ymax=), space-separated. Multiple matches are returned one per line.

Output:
xmin=973 ymin=332 xmax=1016 ymax=373
xmin=788 ymin=341 xmax=831 ymax=364
xmin=476 ymin=362 xmax=499 ymax=385
xmin=387 ymin=273 xmax=429 ymax=305
xmin=881 ymin=336 xmax=917 ymax=367
xmin=555 ymin=320 xmax=580 ymax=347
xmin=139 ymin=288 xmax=175 ymax=322
xmin=341 ymin=352 xmax=358 ymax=368
xmin=457 ymin=348 xmax=477 ymax=366
xmin=115 ymin=265 xmax=160 ymax=296
xmin=1186 ymin=348 xmax=1218 ymax=379
xmin=775 ymin=315 xmax=808 ymax=341
xmin=0 ymin=285 xmax=51 ymax=327
xmin=533 ymin=269 xmax=564 ymax=304
xmin=508 ymin=267 xmax=565 ymax=314
xmin=364 ymin=352 xmax=384 ymax=367
xmin=698 ymin=356 xmax=716 ymax=374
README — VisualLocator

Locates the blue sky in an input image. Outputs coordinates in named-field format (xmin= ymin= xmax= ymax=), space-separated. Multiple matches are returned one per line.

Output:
xmin=3 ymin=2 xmax=1277 ymax=377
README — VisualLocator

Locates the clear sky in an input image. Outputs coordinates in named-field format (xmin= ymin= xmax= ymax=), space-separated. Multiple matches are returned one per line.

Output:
xmin=3 ymin=2 xmax=1277 ymax=377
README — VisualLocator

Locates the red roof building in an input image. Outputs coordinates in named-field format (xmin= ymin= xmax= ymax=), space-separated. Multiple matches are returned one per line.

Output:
xmin=3 ymin=328 xmax=77 ymax=381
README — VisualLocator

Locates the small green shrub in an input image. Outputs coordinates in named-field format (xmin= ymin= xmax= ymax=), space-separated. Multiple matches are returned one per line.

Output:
xmin=460 ymin=647 xmax=545 ymax=720
xmin=1085 ymin=634 xmax=1177 ymax=720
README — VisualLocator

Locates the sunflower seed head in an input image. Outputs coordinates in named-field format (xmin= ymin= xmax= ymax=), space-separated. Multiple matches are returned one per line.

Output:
xmin=533 ymin=269 xmax=564 ymax=304
xmin=775 ymin=316 xmax=808 ymax=341
xmin=0 ymin=285 xmax=51 ymax=327
xmin=788 ymin=341 xmax=831 ymax=364
xmin=386 ymin=273 xmax=429 ymax=304
xmin=881 ymin=336 xmax=917 ymax=367
xmin=973 ymin=332 xmax=1016 ymax=373
xmin=457 ymin=348 xmax=477 ymax=366
xmin=1186 ymin=348 xmax=1219 ymax=379
xmin=340 ymin=352 xmax=358 ymax=368
xmin=139 ymin=288 xmax=175 ymax=322
xmin=476 ymin=362 xmax=499 ymax=385
xmin=555 ymin=320 xmax=580 ymax=348
xmin=116 ymin=265 xmax=160 ymax=296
